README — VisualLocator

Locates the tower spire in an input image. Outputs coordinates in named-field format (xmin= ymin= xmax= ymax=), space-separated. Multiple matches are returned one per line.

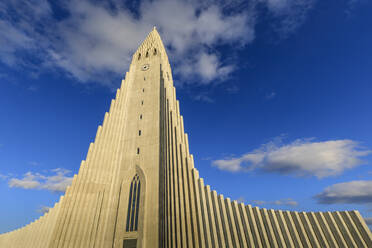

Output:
xmin=132 ymin=27 xmax=168 ymax=64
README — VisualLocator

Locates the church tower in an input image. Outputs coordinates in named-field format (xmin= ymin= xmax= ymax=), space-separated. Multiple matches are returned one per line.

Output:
xmin=0 ymin=28 xmax=371 ymax=248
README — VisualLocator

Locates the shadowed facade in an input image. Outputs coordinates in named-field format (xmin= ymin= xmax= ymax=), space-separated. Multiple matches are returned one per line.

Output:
xmin=0 ymin=28 xmax=371 ymax=248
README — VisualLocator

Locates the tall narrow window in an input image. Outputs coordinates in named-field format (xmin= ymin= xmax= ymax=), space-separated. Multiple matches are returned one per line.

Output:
xmin=126 ymin=174 xmax=141 ymax=232
xmin=146 ymin=51 xmax=149 ymax=57
xmin=154 ymin=48 xmax=157 ymax=55
xmin=139 ymin=130 xmax=141 ymax=136
xmin=138 ymin=53 xmax=141 ymax=60
xmin=141 ymin=100 xmax=143 ymax=105
xmin=137 ymin=148 xmax=140 ymax=154
xmin=144 ymin=77 xmax=146 ymax=81
xmin=142 ymin=88 xmax=144 ymax=92
xmin=140 ymin=114 xmax=142 ymax=120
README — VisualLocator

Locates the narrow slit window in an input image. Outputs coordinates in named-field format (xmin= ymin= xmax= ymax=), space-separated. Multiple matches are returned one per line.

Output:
xmin=146 ymin=51 xmax=149 ymax=57
xmin=137 ymin=148 xmax=140 ymax=154
xmin=138 ymin=53 xmax=141 ymax=60
xmin=142 ymin=88 xmax=144 ymax=92
xmin=141 ymin=100 xmax=143 ymax=105
xmin=126 ymin=174 xmax=141 ymax=232
xmin=144 ymin=77 xmax=146 ymax=81
xmin=140 ymin=114 xmax=142 ymax=120
xmin=139 ymin=130 xmax=141 ymax=136
xmin=154 ymin=48 xmax=157 ymax=55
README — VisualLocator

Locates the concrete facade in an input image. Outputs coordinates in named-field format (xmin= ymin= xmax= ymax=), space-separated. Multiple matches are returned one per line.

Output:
xmin=0 ymin=28 xmax=371 ymax=248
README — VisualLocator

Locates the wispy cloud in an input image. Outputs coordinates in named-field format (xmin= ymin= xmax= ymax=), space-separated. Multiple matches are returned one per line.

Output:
xmin=0 ymin=0 xmax=254 ymax=86
xmin=0 ymin=173 xmax=9 ymax=180
xmin=212 ymin=138 xmax=371 ymax=178
xmin=28 ymin=161 xmax=39 ymax=166
xmin=0 ymin=0 xmax=316 ymax=86
xmin=252 ymin=198 xmax=298 ymax=207
xmin=193 ymin=92 xmax=215 ymax=103
xmin=345 ymin=0 xmax=368 ymax=16
xmin=265 ymin=91 xmax=276 ymax=99
xmin=315 ymin=180 xmax=372 ymax=204
xmin=37 ymin=206 xmax=51 ymax=214
xmin=8 ymin=168 xmax=73 ymax=193
xmin=260 ymin=0 xmax=317 ymax=39
xmin=226 ymin=85 xmax=239 ymax=94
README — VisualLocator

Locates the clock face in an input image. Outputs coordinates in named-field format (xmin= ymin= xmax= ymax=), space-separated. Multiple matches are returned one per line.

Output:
xmin=141 ymin=64 xmax=150 ymax=71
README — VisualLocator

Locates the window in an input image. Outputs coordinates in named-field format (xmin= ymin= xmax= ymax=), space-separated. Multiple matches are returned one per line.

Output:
xmin=154 ymin=48 xmax=157 ymax=55
xmin=126 ymin=174 xmax=141 ymax=232
xmin=144 ymin=77 xmax=146 ymax=81
xmin=142 ymin=88 xmax=144 ymax=92
xmin=146 ymin=51 xmax=149 ymax=57
xmin=139 ymin=130 xmax=141 ymax=136
xmin=137 ymin=148 xmax=140 ymax=154
xmin=140 ymin=114 xmax=142 ymax=120
xmin=138 ymin=53 xmax=141 ymax=60
xmin=141 ymin=100 xmax=143 ymax=105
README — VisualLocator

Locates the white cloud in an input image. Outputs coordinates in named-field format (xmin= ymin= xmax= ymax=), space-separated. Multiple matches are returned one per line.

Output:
xmin=8 ymin=168 xmax=73 ymax=193
xmin=0 ymin=0 xmax=254 ymax=85
xmin=252 ymin=198 xmax=298 ymax=207
xmin=212 ymin=138 xmax=371 ymax=178
xmin=8 ymin=172 xmax=41 ymax=189
xmin=0 ymin=0 xmax=316 ymax=86
xmin=315 ymin=180 xmax=372 ymax=204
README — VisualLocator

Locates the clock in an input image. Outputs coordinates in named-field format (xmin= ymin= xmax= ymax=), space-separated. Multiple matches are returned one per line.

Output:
xmin=141 ymin=64 xmax=150 ymax=71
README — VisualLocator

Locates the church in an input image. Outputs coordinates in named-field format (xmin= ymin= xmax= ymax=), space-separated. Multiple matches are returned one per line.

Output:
xmin=0 ymin=28 xmax=371 ymax=248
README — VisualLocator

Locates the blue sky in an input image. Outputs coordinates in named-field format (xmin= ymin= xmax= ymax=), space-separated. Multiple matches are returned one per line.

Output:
xmin=1 ymin=0 xmax=372 ymax=233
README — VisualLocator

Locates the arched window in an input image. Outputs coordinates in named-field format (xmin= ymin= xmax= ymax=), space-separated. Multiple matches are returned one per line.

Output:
xmin=153 ymin=48 xmax=157 ymax=55
xmin=145 ymin=51 xmax=149 ymax=58
xmin=126 ymin=174 xmax=141 ymax=232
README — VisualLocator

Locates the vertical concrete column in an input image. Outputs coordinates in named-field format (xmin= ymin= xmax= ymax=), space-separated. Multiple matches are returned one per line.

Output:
xmin=245 ymin=205 xmax=263 ymax=247
xmin=238 ymin=203 xmax=255 ymax=247
xmin=276 ymin=210 xmax=295 ymax=247
xmin=268 ymin=209 xmax=286 ymax=247
xmin=342 ymin=211 xmax=368 ymax=247
xmin=192 ymin=169 xmax=206 ymax=248
xmin=299 ymin=212 xmax=320 ymax=248
xmin=205 ymin=186 xmax=219 ymax=248
xmin=324 ymin=212 xmax=348 ymax=247
xmin=260 ymin=208 xmax=278 ymax=248
xmin=212 ymin=191 xmax=226 ymax=247
xmin=225 ymin=198 xmax=240 ymax=248
xmin=232 ymin=201 xmax=248 ymax=248
xmin=186 ymin=157 xmax=200 ymax=247
xmin=252 ymin=206 xmax=270 ymax=247
xmin=179 ymin=145 xmax=193 ymax=248
xmin=315 ymin=212 xmax=338 ymax=247
xmin=198 ymin=178 xmax=212 ymax=247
